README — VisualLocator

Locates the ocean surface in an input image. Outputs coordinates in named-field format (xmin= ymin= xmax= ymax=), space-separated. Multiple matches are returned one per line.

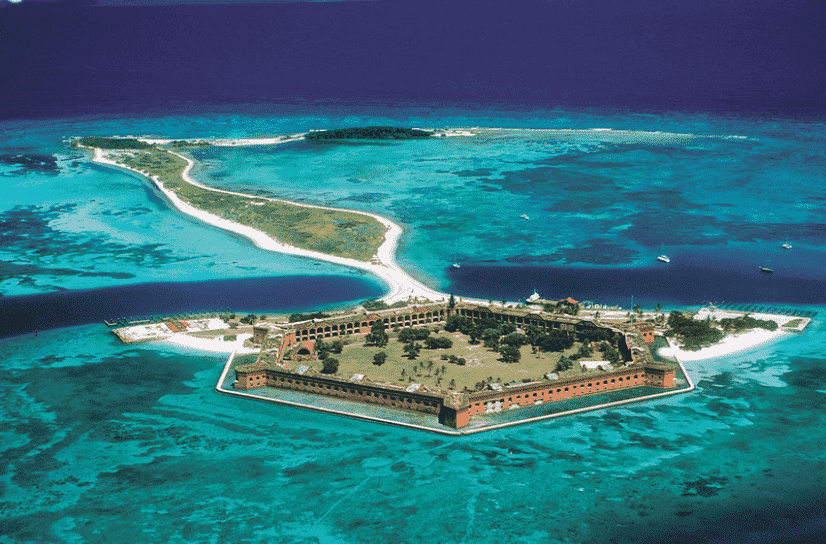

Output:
xmin=2 ymin=1 xmax=826 ymax=542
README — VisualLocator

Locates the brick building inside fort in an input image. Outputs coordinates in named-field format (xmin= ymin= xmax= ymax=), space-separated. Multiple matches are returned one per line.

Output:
xmin=235 ymin=302 xmax=677 ymax=429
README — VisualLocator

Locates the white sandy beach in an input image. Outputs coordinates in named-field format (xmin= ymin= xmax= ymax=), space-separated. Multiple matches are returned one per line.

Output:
xmin=92 ymin=145 xmax=447 ymax=304
xmin=658 ymin=308 xmax=807 ymax=361
xmin=164 ymin=332 xmax=258 ymax=354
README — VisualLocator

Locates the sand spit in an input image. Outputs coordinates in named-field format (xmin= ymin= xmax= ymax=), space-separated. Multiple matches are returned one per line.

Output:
xmin=91 ymin=146 xmax=446 ymax=304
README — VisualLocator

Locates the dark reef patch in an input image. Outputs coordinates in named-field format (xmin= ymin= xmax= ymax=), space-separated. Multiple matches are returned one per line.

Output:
xmin=621 ymin=212 xmax=726 ymax=247
xmin=0 ymin=261 xmax=136 ymax=285
xmin=505 ymin=240 xmax=639 ymax=265
xmin=0 ymin=153 xmax=60 ymax=175
xmin=453 ymin=167 xmax=496 ymax=177
xmin=681 ymin=474 xmax=729 ymax=497
xmin=492 ymin=166 xmax=618 ymax=196
xmin=781 ymin=357 xmax=826 ymax=391
xmin=0 ymin=204 xmax=195 ymax=278
xmin=340 ymin=192 xmax=389 ymax=203
xmin=96 ymin=206 xmax=154 ymax=218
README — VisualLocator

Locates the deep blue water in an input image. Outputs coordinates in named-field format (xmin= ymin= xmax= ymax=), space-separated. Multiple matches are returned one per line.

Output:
xmin=2 ymin=1 xmax=826 ymax=543
xmin=2 ymin=1 xmax=825 ymax=120
xmin=0 ymin=275 xmax=383 ymax=339
xmin=449 ymin=259 xmax=826 ymax=310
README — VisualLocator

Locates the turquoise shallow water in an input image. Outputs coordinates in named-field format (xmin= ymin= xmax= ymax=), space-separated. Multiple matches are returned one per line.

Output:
xmin=2 ymin=317 xmax=824 ymax=543
xmin=2 ymin=107 xmax=826 ymax=542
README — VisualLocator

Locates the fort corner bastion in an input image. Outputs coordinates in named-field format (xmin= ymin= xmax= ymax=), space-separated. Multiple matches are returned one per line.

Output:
xmin=229 ymin=302 xmax=683 ymax=432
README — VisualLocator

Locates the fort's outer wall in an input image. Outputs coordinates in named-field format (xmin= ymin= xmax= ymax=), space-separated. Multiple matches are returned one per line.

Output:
xmin=235 ymin=366 xmax=448 ymax=415
xmin=464 ymin=365 xmax=674 ymax=416
xmin=242 ymin=302 xmax=676 ymax=428
xmin=236 ymin=363 xmax=675 ymax=428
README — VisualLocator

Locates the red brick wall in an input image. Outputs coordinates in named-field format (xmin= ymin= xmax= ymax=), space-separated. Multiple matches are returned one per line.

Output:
xmin=466 ymin=368 xmax=647 ymax=415
xmin=240 ymin=368 xmax=445 ymax=417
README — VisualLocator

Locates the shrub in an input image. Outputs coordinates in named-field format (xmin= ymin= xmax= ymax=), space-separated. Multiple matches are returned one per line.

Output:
xmin=424 ymin=337 xmax=453 ymax=349
xmin=322 ymin=358 xmax=339 ymax=374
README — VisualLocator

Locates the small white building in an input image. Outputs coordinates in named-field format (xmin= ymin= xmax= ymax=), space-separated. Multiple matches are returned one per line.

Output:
xmin=579 ymin=360 xmax=610 ymax=372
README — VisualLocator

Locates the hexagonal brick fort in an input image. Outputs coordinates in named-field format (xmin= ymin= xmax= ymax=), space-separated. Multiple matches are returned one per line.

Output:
xmin=234 ymin=302 xmax=676 ymax=429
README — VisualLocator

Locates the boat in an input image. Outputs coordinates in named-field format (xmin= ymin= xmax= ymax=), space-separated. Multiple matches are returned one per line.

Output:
xmin=657 ymin=243 xmax=670 ymax=263
xmin=782 ymin=242 xmax=793 ymax=249
xmin=526 ymin=290 xmax=542 ymax=303
xmin=452 ymin=263 xmax=461 ymax=269
xmin=520 ymin=214 xmax=530 ymax=220
xmin=759 ymin=266 xmax=773 ymax=273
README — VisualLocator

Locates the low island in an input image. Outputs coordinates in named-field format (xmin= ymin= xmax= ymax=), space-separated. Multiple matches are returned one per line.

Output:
xmin=76 ymin=133 xmax=445 ymax=303
xmin=304 ymin=126 xmax=434 ymax=140
xmin=80 ymin=131 xmax=811 ymax=434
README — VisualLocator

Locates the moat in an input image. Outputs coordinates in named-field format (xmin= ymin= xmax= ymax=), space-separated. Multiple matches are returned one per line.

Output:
xmin=219 ymin=300 xmax=692 ymax=433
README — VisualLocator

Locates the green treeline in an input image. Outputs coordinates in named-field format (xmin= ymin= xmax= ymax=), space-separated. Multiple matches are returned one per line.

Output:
xmin=719 ymin=314 xmax=778 ymax=333
xmin=288 ymin=311 xmax=331 ymax=323
xmin=166 ymin=140 xmax=212 ymax=149
xmin=304 ymin=126 xmax=434 ymax=140
xmin=75 ymin=137 xmax=154 ymax=150
xmin=666 ymin=311 xmax=724 ymax=351
xmin=362 ymin=299 xmax=410 ymax=311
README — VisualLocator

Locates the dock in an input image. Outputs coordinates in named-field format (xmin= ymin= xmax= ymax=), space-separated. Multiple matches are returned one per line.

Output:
xmin=708 ymin=303 xmax=813 ymax=332
xmin=714 ymin=303 xmax=817 ymax=318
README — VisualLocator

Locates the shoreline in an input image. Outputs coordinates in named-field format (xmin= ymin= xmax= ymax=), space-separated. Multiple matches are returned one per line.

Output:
xmin=85 ymin=137 xmax=812 ymax=364
xmin=91 ymin=145 xmax=447 ymax=304
xmin=659 ymin=308 xmax=808 ymax=361
xmin=162 ymin=332 xmax=259 ymax=354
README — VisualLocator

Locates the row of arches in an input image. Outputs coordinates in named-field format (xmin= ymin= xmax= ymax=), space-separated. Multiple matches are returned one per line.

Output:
xmin=294 ymin=309 xmax=448 ymax=341
xmin=454 ymin=307 xmax=576 ymax=331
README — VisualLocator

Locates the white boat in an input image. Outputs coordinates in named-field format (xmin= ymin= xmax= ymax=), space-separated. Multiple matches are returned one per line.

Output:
xmin=452 ymin=263 xmax=461 ymax=269
xmin=782 ymin=242 xmax=793 ymax=249
xmin=526 ymin=290 xmax=542 ymax=303
xmin=520 ymin=214 xmax=530 ymax=220
xmin=759 ymin=266 xmax=773 ymax=273
xmin=657 ymin=244 xmax=670 ymax=263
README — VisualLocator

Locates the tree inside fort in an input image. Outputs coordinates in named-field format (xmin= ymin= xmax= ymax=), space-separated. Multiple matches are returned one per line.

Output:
xmin=286 ymin=320 xmax=630 ymax=395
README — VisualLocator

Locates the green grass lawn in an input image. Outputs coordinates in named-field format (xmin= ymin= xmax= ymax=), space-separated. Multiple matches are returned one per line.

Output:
xmin=323 ymin=328 xmax=617 ymax=393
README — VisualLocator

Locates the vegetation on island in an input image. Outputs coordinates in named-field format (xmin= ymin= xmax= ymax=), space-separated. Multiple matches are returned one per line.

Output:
xmin=304 ymin=126 xmax=433 ymax=140
xmin=290 ymin=319 xmax=630 ymax=394
xmin=239 ymin=313 xmax=265 ymax=325
xmin=361 ymin=299 xmax=411 ymax=311
xmin=718 ymin=314 xmax=778 ymax=333
xmin=76 ymin=137 xmax=155 ymax=150
xmin=666 ymin=311 xmax=724 ymax=351
xmin=288 ymin=311 xmax=332 ymax=323
xmin=666 ymin=310 xmax=780 ymax=351
xmin=166 ymin=140 xmax=212 ymax=149
xmin=79 ymin=139 xmax=387 ymax=262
